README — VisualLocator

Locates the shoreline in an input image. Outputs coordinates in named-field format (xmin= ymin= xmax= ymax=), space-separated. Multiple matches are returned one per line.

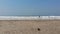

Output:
xmin=0 ymin=16 xmax=60 ymax=20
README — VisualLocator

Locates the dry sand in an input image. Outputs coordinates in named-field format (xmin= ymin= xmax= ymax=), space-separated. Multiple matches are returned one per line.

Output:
xmin=0 ymin=20 xmax=60 ymax=34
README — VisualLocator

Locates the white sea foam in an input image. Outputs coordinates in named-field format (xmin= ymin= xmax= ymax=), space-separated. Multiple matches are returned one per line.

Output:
xmin=0 ymin=16 xmax=60 ymax=20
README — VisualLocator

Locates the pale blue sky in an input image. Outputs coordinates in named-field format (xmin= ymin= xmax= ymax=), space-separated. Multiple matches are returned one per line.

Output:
xmin=0 ymin=0 xmax=60 ymax=16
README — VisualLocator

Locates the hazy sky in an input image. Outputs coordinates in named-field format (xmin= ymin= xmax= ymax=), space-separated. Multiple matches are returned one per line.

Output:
xmin=0 ymin=0 xmax=60 ymax=16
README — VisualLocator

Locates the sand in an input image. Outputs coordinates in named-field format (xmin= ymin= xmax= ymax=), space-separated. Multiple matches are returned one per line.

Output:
xmin=0 ymin=20 xmax=60 ymax=34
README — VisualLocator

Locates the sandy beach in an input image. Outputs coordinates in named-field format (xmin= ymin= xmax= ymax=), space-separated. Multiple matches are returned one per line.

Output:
xmin=0 ymin=20 xmax=60 ymax=34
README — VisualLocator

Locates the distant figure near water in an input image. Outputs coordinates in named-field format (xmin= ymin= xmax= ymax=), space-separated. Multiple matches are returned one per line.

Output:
xmin=39 ymin=16 xmax=40 ymax=17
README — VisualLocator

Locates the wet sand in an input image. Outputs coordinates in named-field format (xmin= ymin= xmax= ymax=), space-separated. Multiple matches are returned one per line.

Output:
xmin=0 ymin=20 xmax=60 ymax=34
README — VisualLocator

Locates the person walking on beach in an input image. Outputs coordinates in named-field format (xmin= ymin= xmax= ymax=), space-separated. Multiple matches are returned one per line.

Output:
xmin=39 ymin=16 xmax=40 ymax=17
